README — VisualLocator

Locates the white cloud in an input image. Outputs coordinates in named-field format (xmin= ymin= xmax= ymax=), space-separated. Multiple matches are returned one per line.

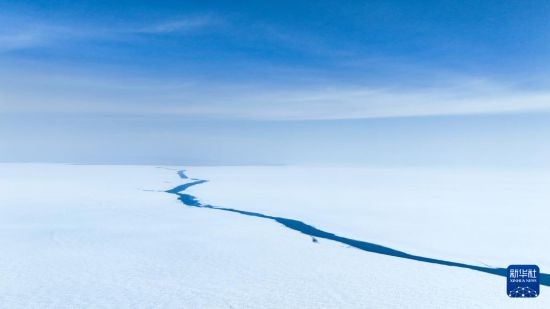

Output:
xmin=0 ymin=13 xmax=223 ymax=52
xmin=0 ymin=31 xmax=42 ymax=51
xmin=136 ymin=16 xmax=222 ymax=34
xmin=1 ymin=65 xmax=549 ymax=120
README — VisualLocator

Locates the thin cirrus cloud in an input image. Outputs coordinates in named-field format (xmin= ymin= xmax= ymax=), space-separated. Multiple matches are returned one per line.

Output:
xmin=1 ymin=66 xmax=550 ymax=120
xmin=2 ymin=11 xmax=549 ymax=121
xmin=135 ymin=15 xmax=223 ymax=34
xmin=0 ymin=13 xmax=224 ymax=51
xmin=0 ymin=19 xmax=69 ymax=51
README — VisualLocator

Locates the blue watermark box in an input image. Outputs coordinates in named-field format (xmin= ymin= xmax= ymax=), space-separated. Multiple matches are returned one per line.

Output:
xmin=507 ymin=265 xmax=539 ymax=298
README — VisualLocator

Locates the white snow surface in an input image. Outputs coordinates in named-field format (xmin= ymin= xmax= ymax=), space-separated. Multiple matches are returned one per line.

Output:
xmin=0 ymin=163 xmax=549 ymax=308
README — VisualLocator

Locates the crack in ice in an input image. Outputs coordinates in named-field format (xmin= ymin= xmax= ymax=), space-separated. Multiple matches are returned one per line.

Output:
xmin=166 ymin=169 xmax=550 ymax=287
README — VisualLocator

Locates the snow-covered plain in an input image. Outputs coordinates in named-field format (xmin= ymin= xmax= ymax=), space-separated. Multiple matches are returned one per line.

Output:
xmin=0 ymin=163 xmax=549 ymax=308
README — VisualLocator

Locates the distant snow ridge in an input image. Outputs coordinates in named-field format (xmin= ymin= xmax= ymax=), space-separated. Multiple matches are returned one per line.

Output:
xmin=165 ymin=169 xmax=550 ymax=287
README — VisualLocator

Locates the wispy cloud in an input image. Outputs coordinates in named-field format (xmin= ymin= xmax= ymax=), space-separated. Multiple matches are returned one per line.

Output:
xmin=2 ymin=11 xmax=549 ymax=120
xmin=0 ymin=15 xmax=68 ymax=51
xmin=135 ymin=15 xmax=222 ymax=34
xmin=0 ymin=13 xmax=224 ymax=52
xmin=0 ymin=31 xmax=42 ymax=51
xmin=163 ymin=81 xmax=550 ymax=120
xmin=1 ymin=64 xmax=549 ymax=120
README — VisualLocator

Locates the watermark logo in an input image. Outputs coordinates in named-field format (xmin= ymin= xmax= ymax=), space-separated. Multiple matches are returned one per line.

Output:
xmin=507 ymin=265 xmax=539 ymax=298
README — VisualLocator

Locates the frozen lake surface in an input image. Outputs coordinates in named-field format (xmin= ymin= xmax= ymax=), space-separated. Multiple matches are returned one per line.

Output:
xmin=0 ymin=163 xmax=548 ymax=308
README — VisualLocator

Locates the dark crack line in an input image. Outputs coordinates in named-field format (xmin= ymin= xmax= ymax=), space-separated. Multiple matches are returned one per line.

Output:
xmin=167 ymin=169 xmax=550 ymax=286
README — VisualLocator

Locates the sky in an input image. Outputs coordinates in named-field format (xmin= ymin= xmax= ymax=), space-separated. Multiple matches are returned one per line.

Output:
xmin=1 ymin=0 xmax=550 ymax=166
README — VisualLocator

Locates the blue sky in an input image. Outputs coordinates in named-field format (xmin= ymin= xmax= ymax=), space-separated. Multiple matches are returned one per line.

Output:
xmin=1 ymin=1 xmax=550 ymax=165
